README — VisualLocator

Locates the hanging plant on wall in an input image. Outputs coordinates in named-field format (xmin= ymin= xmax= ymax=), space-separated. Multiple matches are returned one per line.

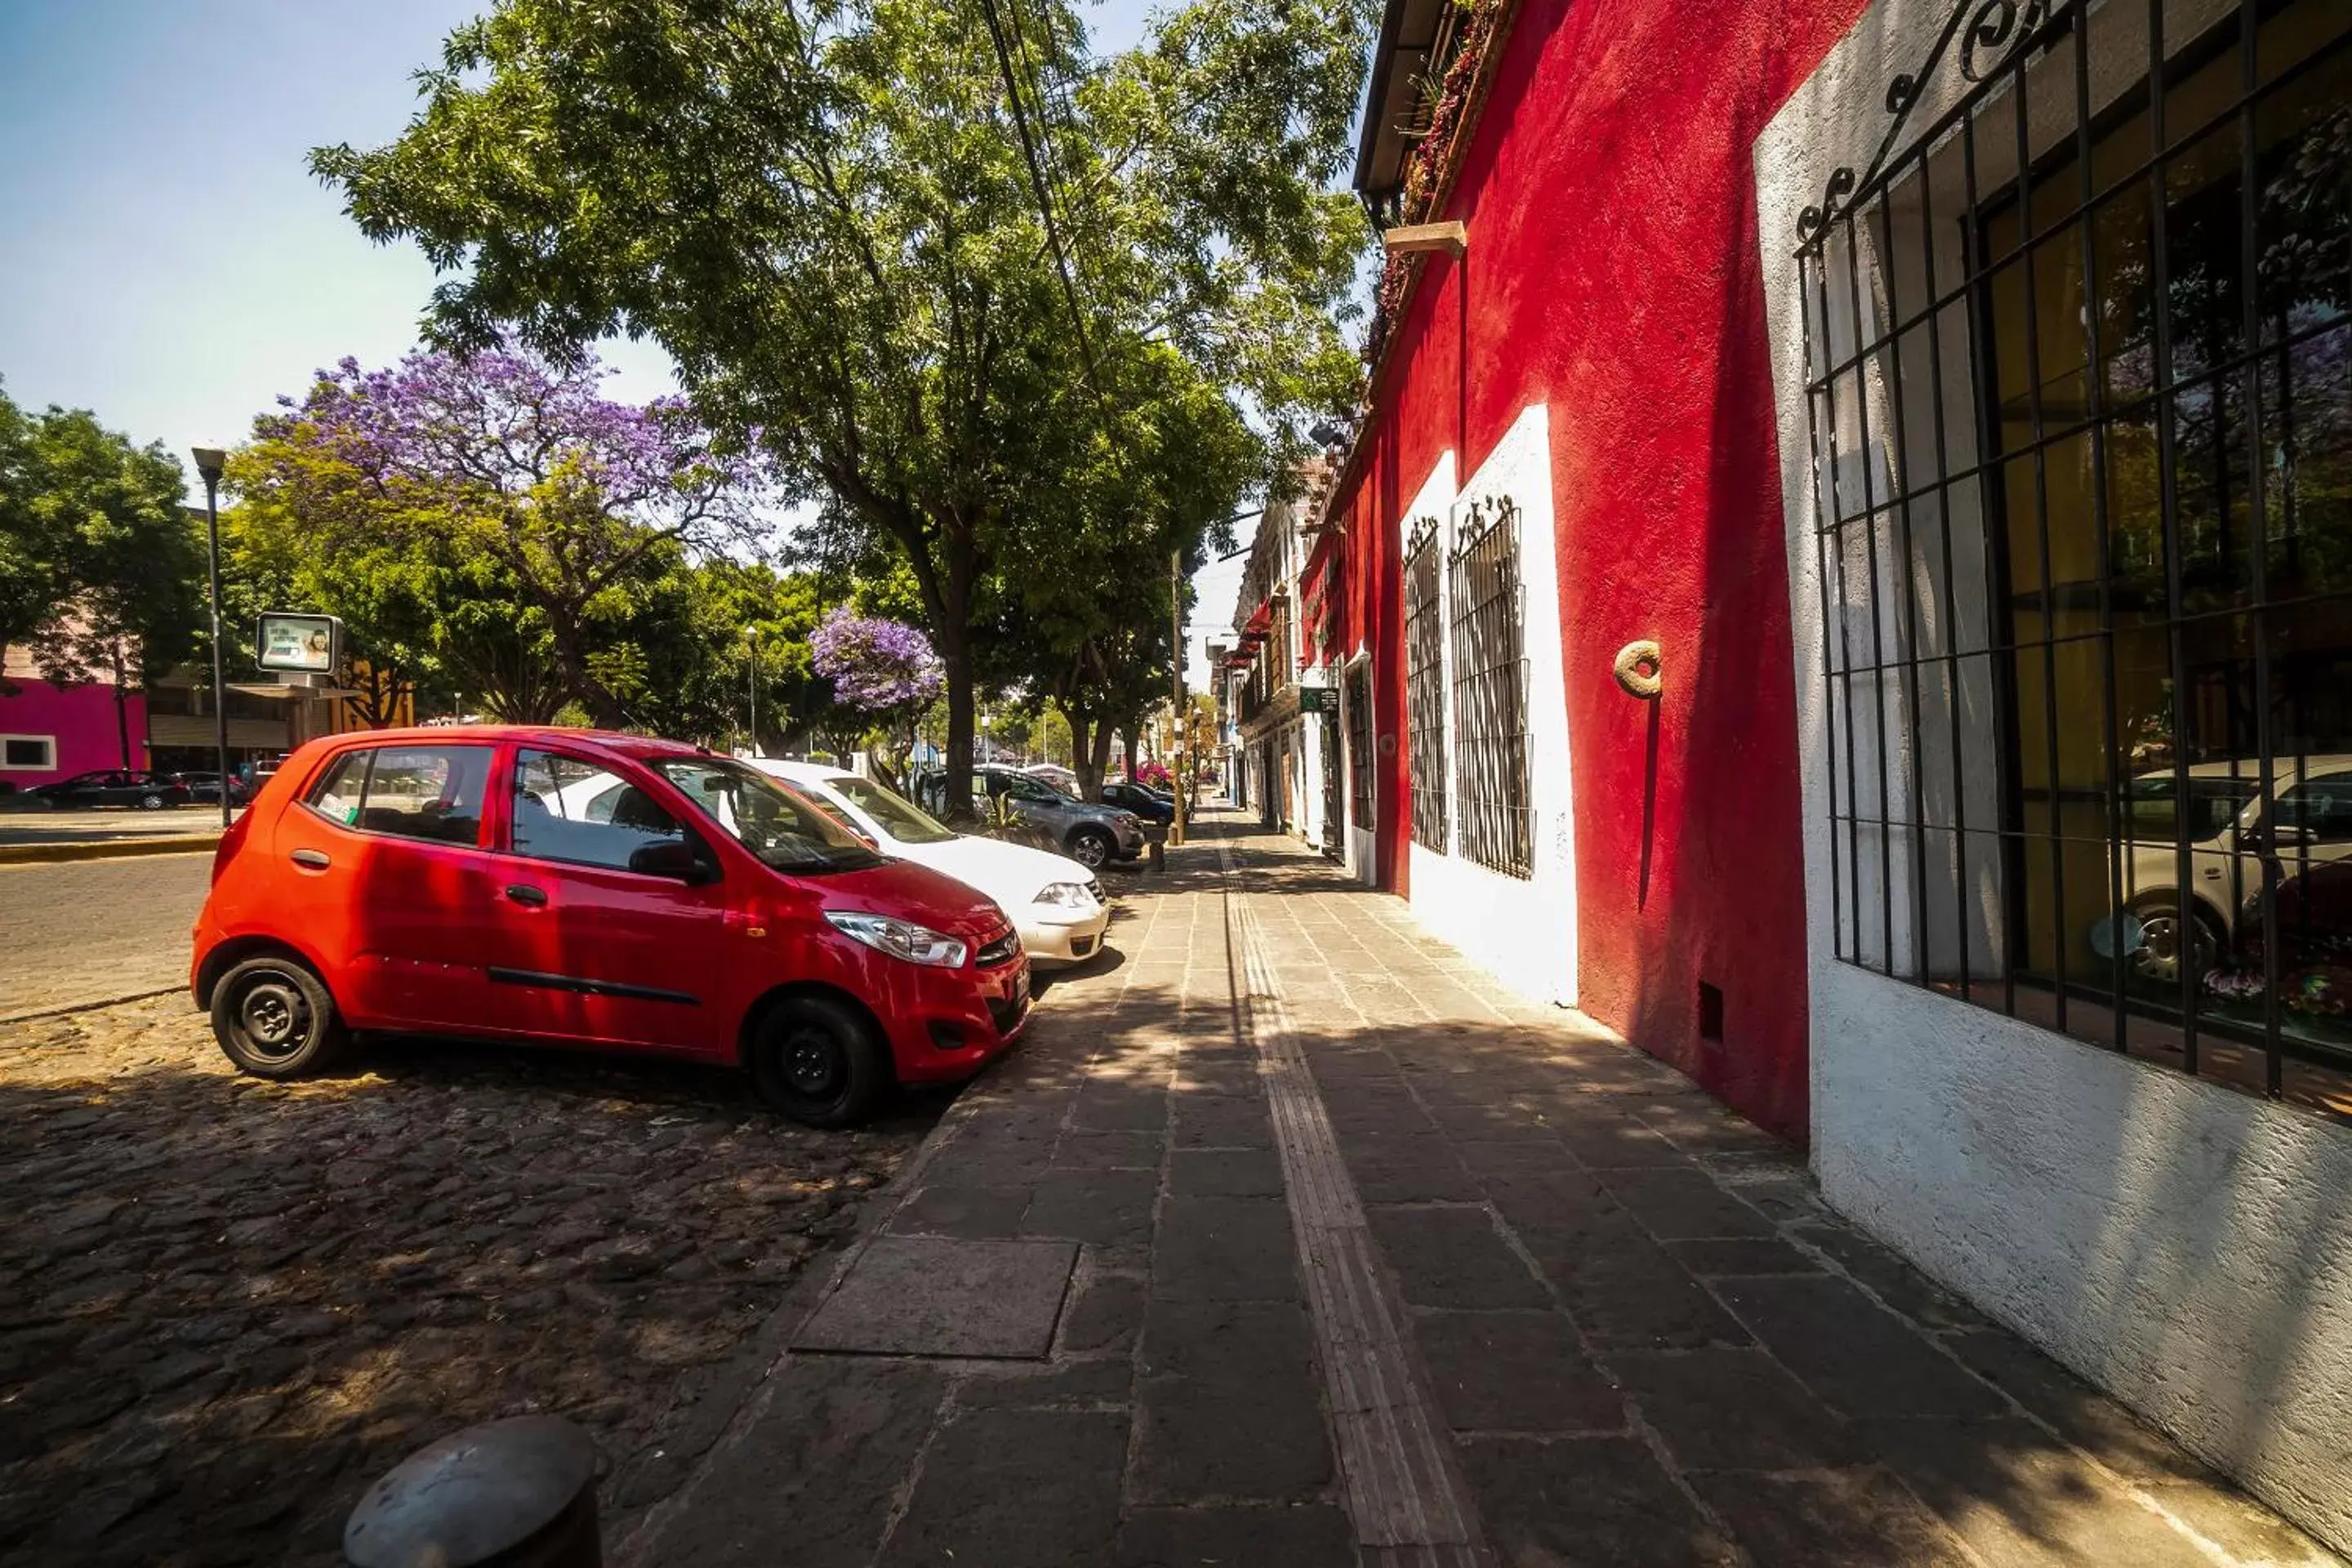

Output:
xmin=1363 ymin=0 xmax=1513 ymax=372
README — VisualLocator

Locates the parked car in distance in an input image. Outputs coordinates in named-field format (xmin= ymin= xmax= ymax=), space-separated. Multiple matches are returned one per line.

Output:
xmin=2115 ymin=756 xmax=2352 ymax=980
xmin=755 ymin=760 xmax=1111 ymax=965
xmin=29 ymin=768 xmax=193 ymax=810
xmin=975 ymin=764 xmax=1147 ymax=869
xmin=1099 ymin=780 xmax=1175 ymax=825
xmin=169 ymin=770 xmax=252 ymax=807
xmin=1022 ymin=763 xmax=1080 ymax=795
xmin=191 ymin=727 xmax=1032 ymax=1126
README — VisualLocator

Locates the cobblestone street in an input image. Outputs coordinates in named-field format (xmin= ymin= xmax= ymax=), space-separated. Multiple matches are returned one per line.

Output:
xmin=0 ymin=992 xmax=941 ymax=1566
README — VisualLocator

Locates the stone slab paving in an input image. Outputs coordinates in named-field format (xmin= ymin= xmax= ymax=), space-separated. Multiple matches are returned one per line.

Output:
xmin=641 ymin=811 xmax=2342 ymax=1568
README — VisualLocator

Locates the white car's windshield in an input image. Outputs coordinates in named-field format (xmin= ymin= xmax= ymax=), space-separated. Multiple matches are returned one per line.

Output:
xmin=650 ymin=757 xmax=883 ymax=873
xmin=831 ymin=775 xmax=960 ymax=844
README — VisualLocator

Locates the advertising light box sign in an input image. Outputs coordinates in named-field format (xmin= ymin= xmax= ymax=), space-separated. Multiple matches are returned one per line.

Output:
xmin=257 ymin=612 xmax=341 ymax=675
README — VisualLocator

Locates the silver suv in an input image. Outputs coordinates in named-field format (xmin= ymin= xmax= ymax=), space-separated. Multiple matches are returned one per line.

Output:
xmin=976 ymin=766 xmax=1147 ymax=869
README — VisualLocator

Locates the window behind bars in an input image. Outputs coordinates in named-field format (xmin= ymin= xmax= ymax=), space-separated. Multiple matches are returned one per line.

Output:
xmin=1405 ymin=519 xmax=1450 ymax=849
xmin=1450 ymin=499 xmax=1534 ymax=880
xmin=1797 ymin=0 xmax=2350 ymax=1119
xmin=1347 ymin=661 xmax=1375 ymax=831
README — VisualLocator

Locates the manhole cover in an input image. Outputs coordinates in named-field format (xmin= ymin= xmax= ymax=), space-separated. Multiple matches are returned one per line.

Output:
xmin=791 ymin=1237 xmax=1079 ymax=1359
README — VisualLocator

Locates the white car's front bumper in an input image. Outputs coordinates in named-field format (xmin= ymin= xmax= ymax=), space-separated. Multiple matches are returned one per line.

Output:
xmin=1020 ymin=903 xmax=1113 ymax=966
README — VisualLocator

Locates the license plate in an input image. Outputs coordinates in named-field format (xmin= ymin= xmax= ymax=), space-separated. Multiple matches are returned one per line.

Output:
xmin=1012 ymin=969 xmax=1031 ymax=1007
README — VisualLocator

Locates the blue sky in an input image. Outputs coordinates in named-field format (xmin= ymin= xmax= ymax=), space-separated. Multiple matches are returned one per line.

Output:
xmin=0 ymin=0 xmax=1251 ymax=679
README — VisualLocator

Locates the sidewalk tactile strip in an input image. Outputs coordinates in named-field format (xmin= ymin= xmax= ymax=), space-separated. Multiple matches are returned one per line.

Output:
xmin=1216 ymin=835 xmax=1486 ymax=1562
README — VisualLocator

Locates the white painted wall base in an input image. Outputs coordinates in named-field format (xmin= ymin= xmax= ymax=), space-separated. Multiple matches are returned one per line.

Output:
xmin=1408 ymin=840 xmax=1575 ymax=1008
xmin=1399 ymin=407 xmax=1577 ymax=1010
xmin=1812 ymin=966 xmax=2352 ymax=1553
xmin=1757 ymin=1 xmax=2352 ymax=1551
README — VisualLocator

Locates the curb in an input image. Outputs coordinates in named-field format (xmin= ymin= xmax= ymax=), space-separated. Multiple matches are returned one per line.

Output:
xmin=0 ymin=835 xmax=219 ymax=866
xmin=0 ymin=986 xmax=185 ymax=1028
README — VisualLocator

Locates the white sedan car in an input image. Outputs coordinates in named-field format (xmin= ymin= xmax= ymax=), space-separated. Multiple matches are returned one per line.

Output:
xmin=754 ymin=760 xmax=1112 ymax=967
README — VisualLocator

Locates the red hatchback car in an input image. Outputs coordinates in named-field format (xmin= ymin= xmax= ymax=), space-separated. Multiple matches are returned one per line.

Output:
xmin=190 ymin=728 xmax=1031 ymax=1125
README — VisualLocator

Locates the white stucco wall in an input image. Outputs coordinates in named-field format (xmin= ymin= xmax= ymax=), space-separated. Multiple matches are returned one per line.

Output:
xmin=1757 ymin=0 xmax=2352 ymax=1551
xmin=1402 ymin=408 xmax=1578 ymax=1009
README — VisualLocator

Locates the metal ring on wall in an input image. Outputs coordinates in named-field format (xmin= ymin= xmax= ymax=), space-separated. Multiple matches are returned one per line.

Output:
xmin=1613 ymin=639 xmax=1663 ymax=700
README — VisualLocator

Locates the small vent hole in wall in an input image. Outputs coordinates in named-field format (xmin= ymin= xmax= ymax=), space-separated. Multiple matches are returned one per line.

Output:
xmin=1698 ymin=982 xmax=1724 ymax=1045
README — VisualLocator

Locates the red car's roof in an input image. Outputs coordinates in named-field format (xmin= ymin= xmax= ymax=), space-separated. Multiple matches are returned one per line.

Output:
xmin=298 ymin=725 xmax=709 ymax=761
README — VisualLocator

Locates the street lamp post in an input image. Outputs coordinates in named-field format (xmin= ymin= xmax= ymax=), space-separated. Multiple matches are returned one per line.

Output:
xmin=190 ymin=448 xmax=233 ymax=830
xmin=744 ymin=627 xmax=759 ymax=759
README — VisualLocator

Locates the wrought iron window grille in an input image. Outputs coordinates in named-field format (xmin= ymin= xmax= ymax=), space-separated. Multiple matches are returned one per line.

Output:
xmin=1405 ymin=516 xmax=1450 ymax=850
xmin=1795 ymin=0 xmax=2352 ymax=1119
xmin=1348 ymin=662 xmax=1376 ymax=831
xmin=1450 ymin=496 xmax=1535 ymax=880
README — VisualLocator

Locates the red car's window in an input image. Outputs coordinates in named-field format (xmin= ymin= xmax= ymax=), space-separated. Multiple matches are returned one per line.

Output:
xmin=510 ymin=749 xmax=697 ymax=872
xmin=303 ymin=745 xmax=492 ymax=847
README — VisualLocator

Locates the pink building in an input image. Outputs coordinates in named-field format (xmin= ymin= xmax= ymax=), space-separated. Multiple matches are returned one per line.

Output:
xmin=0 ymin=640 xmax=147 ymax=791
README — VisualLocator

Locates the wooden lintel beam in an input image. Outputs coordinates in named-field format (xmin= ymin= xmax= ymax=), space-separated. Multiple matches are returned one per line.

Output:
xmin=1381 ymin=220 xmax=1468 ymax=257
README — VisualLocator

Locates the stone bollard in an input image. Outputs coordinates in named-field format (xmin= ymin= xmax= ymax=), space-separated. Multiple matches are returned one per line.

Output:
xmin=1149 ymin=838 xmax=1167 ymax=872
xmin=345 ymin=1415 xmax=600 ymax=1568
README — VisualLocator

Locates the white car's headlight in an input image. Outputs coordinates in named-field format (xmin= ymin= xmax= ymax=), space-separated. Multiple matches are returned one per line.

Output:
xmin=824 ymin=910 xmax=969 ymax=968
xmin=1036 ymin=881 xmax=1097 ymax=911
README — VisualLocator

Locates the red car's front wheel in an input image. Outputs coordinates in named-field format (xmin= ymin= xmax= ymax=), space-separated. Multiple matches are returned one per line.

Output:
xmin=751 ymin=995 xmax=890 ymax=1128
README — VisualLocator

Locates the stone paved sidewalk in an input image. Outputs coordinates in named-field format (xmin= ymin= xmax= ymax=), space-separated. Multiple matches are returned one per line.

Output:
xmin=632 ymin=811 xmax=2341 ymax=1568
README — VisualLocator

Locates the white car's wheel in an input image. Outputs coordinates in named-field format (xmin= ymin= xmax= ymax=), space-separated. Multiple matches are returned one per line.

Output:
xmin=2130 ymin=898 xmax=2224 ymax=983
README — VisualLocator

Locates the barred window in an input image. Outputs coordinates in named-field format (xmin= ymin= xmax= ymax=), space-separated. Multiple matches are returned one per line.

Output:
xmin=1450 ymin=498 xmax=1533 ymax=880
xmin=1798 ymin=0 xmax=2351 ymax=1120
xmin=1404 ymin=519 xmax=1449 ymax=849
xmin=1347 ymin=661 xmax=1374 ymax=829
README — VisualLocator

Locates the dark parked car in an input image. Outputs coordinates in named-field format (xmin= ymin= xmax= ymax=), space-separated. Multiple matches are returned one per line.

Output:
xmin=29 ymin=769 xmax=193 ymax=810
xmin=1100 ymin=781 xmax=1176 ymax=824
xmin=975 ymin=765 xmax=1148 ymax=868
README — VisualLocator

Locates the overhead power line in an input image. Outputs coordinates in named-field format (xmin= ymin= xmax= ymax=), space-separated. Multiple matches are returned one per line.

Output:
xmin=975 ymin=0 xmax=1100 ymax=397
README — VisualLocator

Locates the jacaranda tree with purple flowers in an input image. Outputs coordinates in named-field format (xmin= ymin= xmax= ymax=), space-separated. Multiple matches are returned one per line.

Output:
xmin=811 ymin=608 xmax=943 ymax=789
xmin=234 ymin=345 xmax=771 ymax=728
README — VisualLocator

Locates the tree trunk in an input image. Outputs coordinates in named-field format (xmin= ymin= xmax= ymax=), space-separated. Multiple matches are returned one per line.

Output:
xmin=1121 ymin=724 xmax=1139 ymax=785
xmin=1087 ymin=717 xmax=1116 ymax=800
xmin=550 ymin=623 xmax=633 ymax=730
xmin=1066 ymin=706 xmax=1099 ymax=800
xmin=939 ymin=630 xmax=978 ymax=824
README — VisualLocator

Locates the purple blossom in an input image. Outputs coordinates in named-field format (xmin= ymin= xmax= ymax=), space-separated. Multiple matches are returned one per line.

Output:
xmin=254 ymin=344 xmax=767 ymax=548
xmin=811 ymin=608 xmax=943 ymax=713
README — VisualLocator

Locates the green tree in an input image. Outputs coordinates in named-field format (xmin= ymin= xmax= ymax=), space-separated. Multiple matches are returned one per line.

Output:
xmin=0 ymin=385 xmax=205 ymax=762
xmin=313 ymin=0 xmax=1372 ymax=812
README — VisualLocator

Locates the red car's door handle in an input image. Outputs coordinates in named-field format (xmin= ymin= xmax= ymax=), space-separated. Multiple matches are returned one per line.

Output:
xmin=504 ymin=884 xmax=549 ymax=907
xmin=290 ymin=849 xmax=330 ymax=870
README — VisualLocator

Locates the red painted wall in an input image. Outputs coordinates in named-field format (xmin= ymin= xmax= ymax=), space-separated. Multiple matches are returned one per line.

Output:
xmin=1331 ymin=0 xmax=1864 ymax=1142
xmin=0 ymin=677 xmax=147 ymax=789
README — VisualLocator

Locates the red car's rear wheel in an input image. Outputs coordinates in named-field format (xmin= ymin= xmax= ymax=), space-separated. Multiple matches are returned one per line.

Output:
xmin=210 ymin=956 xmax=351 ymax=1079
